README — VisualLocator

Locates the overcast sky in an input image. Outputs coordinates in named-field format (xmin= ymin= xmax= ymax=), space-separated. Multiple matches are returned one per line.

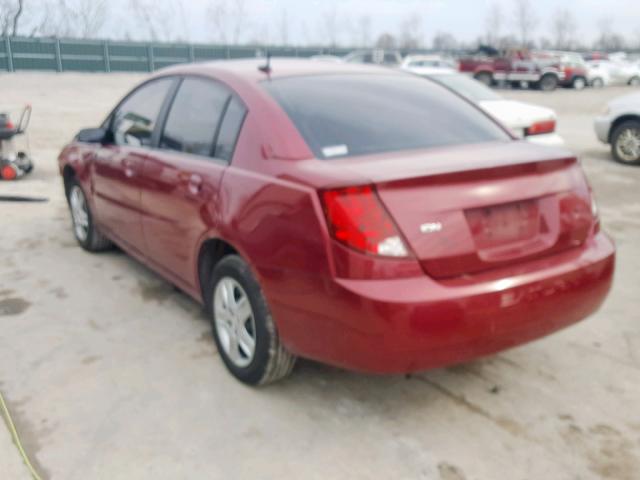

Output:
xmin=22 ymin=0 xmax=640 ymax=46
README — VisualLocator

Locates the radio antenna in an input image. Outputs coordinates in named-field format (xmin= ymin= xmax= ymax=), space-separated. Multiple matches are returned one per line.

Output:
xmin=258 ymin=51 xmax=272 ymax=75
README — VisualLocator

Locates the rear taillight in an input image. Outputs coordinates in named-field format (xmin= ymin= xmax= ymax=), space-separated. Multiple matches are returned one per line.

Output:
xmin=526 ymin=120 xmax=556 ymax=136
xmin=321 ymin=185 xmax=409 ymax=257
xmin=590 ymin=190 xmax=601 ymax=233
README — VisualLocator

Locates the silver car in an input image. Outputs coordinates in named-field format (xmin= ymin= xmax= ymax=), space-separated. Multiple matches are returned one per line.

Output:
xmin=594 ymin=92 xmax=640 ymax=165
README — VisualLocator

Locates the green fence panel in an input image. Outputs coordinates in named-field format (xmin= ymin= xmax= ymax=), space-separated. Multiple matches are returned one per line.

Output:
xmin=107 ymin=42 xmax=150 ymax=72
xmin=60 ymin=40 xmax=105 ymax=72
xmin=0 ymin=39 xmax=7 ymax=70
xmin=152 ymin=44 xmax=190 ymax=70
xmin=10 ymin=38 xmax=57 ymax=70
xmin=193 ymin=46 xmax=229 ymax=61
xmin=0 ymin=36 xmax=360 ymax=72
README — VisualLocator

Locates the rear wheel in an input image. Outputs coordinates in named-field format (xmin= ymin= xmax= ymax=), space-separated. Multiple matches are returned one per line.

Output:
xmin=591 ymin=77 xmax=605 ymax=88
xmin=474 ymin=72 xmax=493 ymax=87
xmin=537 ymin=74 xmax=558 ymax=92
xmin=629 ymin=76 xmax=640 ymax=87
xmin=572 ymin=76 xmax=587 ymax=90
xmin=67 ymin=180 xmax=112 ymax=251
xmin=207 ymin=255 xmax=296 ymax=385
xmin=611 ymin=120 xmax=640 ymax=166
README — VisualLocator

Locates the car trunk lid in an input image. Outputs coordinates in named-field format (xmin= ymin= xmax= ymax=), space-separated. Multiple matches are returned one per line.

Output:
xmin=329 ymin=142 xmax=593 ymax=279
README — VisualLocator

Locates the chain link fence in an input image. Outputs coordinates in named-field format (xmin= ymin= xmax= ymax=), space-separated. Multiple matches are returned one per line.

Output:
xmin=0 ymin=37 xmax=353 ymax=73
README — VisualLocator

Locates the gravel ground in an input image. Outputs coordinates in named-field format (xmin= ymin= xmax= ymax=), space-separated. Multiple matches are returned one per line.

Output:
xmin=1 ymin=73 xmax=639 ymax=480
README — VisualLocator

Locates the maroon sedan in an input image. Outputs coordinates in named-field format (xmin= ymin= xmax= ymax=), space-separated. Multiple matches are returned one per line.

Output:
xmin=58 ymin=59 xmax=615 ymax=385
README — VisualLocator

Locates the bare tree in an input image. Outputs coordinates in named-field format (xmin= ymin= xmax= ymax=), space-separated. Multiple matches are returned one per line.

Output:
xmin=595 ymin=17 xmax=625 ymax=52
xmin=513 ymin=0 xmax=538 ymax=47
xmin=432 ymin=31 xmax=458 ymax=53
xmin=278 ymin=9 xmax=289 ymax=46
xmin=398 ymin=13 xmax=423 ymax=50
xmin=73 ymin=0 xmax=108 ymax=38
xmin=1 ymin=0 xmax=24 ymax=36
xmin=230 ymin=0 xmax=246 ymax=44
xmin=375 ymin=32 xmax=396 ymax=50
xmin=485 ymin=3 xmax=503 ymax=46
xmin=357 ymin=15 xmax=372 ymax=47
xmin=207 ymin=0 xmax=229 ymax=43
xmin=551 ymin=8 xmax=577 ymax=50
xmin=321 ymin=6 xmax=340 ymax=47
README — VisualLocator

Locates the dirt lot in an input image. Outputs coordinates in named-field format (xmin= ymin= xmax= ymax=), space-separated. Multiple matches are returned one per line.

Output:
xmin=1 ymin=73 xmax=639 ymax=480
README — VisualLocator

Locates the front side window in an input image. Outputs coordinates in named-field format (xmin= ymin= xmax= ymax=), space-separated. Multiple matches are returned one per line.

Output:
xmin=160 ymin=77 xmax=230 ymax=157
xmin=112 ymin=78 xmax=174 ymax=147
xmin=264 ymin=74 xmax=510 ymax=160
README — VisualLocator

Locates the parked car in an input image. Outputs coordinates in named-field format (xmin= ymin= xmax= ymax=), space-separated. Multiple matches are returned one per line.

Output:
xmin=587 ymin=59 xmax=640 ymax=87
xmin=426 ymin=72 xmax=563 ymax=146
xmin=401 ymin=54 xmax=457 ymax=75
xmin=532 ymin=51 xmax=589 ymax=90
xmin=586 ymin=61 xmax=611 ymax=88
xmin=458 ymin=47 xmax=565 ymax=91
xmin=344 ymin=49 xmax=402 ymax=66
xmin=59 ymin=59 xmax=614 ymax=385
xmin=594 ymin=92 xmax=640 ymax=165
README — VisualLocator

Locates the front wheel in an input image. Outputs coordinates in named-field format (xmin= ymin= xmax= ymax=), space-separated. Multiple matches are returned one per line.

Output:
xmin=591 ymin=77 xmax=605 ymax=88
xmin=67 ymin=180 xmax=112 ymax=251
xmin=611 ymin=120 xmax=640 ymax=166
xmin=207 ymin=255 xmax=296 ymax=385
xmin=536 ymin=74 xmax=558 ymax=92
xmin=474 ymin=72 xmax=493 ymax=87
xmin=572 ymin=76 xmax=587 ymax=90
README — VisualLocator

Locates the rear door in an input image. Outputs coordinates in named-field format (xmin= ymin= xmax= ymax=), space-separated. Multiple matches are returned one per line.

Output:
xmin=92 ymin=77 xmax=176 ymax=251
xmin=140 ymin=76 xmax=247 ymax=287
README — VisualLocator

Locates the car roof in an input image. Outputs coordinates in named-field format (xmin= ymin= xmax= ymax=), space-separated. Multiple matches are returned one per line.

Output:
xmin=157 ymin=57 xmax=403 ymax=84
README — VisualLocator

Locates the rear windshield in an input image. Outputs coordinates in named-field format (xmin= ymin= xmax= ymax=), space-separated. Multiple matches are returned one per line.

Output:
xmin=263 ymin=74 xmax=510 ymax=159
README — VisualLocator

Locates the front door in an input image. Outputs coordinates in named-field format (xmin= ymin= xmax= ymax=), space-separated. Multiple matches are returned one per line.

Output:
xmin=92 ymin=77 xmax=176 ymax=251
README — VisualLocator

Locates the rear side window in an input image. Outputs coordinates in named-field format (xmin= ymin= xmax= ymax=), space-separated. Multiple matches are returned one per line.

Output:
xmin=160 ymin=78 xmax=230 ymax=157
xmin=112 ymin=78 xmax=174 ymax=147
xmin=214 ymin=97 xmax=247 ymax=162
xmin=264 ymin=74 xmax=510 ymax=159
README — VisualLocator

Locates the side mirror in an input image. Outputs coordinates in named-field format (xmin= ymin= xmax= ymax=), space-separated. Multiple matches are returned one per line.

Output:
xmin=76 ymin=127 xmax=108 ymax=144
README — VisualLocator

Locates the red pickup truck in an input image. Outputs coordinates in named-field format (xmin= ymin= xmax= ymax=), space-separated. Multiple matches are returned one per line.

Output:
xmin=459 ymin=48 xmax=565 ymax=91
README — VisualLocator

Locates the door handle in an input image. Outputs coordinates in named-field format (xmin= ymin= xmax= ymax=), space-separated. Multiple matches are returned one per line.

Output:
xmin=121 ymin=158 xmax=136 ymax=178
xmin=187 ymin=174 xmax=202 ymax=194
xmin=179 ymin=172 xmax=203 ymax=195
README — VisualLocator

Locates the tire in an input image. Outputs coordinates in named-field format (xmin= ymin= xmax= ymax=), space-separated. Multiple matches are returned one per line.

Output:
xmin=611 ymin=120 xmax=640 ymax=166
xmin=628 ymin=76 xmax=640 ymax=87
xmin=572 ymin=76 xmax=587 ymax=90
xmin=591 ymin=77 xmax=605 ymax=88
xmin=474 ymin=72 xmax=493 ymax=87
xmin=536 ymin=74 xmax=558 ymax=92
xmin=207 ymin=255 xmax=296 ymax=385
xmin=66 ymin=180 xmax=113 ymax=251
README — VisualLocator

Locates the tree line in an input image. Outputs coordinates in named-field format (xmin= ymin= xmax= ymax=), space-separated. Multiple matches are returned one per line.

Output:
xmin=0 ymin=0 xmax=637 ymax=52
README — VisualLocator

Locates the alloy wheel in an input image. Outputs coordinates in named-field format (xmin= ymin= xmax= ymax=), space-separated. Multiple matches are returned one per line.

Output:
xmin=69 ymin=185 xmax=89 ymax=242
xmin=214 ymin=277 xmax=257 ymax=368
xmin=573 ymin=78 xmax=586 ymax=90
xmin=615 ymin=127 xmax=640 ymax=163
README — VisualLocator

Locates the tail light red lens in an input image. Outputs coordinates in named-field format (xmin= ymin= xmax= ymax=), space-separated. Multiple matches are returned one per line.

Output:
xmin=526 ymin=120 xmax=556 ymax=136
xmin=321 ymin=185 xmax=409 ymax=257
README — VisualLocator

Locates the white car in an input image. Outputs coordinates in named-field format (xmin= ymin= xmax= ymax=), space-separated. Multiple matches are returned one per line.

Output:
xmin=401 ymin=55 xmax=457 ymax=75
xmin=587 ymin=59 xmax=640 ymax=87
xmin=426 ymin=73 xmax=564 ymax=146
xmin=594 ymin=92 xmax=640 ymax=165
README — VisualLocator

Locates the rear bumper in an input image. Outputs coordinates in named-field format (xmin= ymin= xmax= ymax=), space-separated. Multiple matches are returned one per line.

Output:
xmin=594 ymin=116 xmax=612 ymax=144
xmin=525 ymin=133 xmax=564 ymax=147
xmin=273 ymin=232 xmax=615 ymax=374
